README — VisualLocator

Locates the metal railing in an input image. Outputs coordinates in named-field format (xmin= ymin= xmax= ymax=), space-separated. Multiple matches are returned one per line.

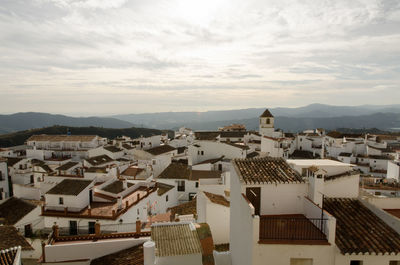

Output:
xmin=259 ymin=216 xmax=327 ymax=241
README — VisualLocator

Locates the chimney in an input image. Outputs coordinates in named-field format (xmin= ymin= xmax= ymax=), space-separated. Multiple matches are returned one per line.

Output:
xmin=118 ymin=196 xmax=123 ymax=210
xmin=52 ymin=222 xmax=59 ymax=238
xmin=123 ymin=179 xmax=128 ymax=190
xmin=95 ymin=220 xmax=101 ymax=236
xmin=143 ymin=241 xmax=155 ymax=265
xmin=136 ymin=220 xmax=141 ymax=233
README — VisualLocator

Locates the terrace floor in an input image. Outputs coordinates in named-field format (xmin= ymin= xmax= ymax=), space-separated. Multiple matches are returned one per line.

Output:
xmin=258 ymin=214 xmax=329 ymax=245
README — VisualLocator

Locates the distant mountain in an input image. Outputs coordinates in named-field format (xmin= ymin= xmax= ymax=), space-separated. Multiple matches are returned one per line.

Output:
xmin=112 ymin=104 xmax=400 ymax=129
xmin=163 ymin=112 xmax=400 ymax=132
xmin=0 ymin=112 xmax=136 ymax=134
xmin=0 ymin=125 xmax=166 ymax=147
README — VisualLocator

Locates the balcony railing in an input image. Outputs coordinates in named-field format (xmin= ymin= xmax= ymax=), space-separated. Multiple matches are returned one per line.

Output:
xmin=259 ymin=215 xmax=327 ymax=243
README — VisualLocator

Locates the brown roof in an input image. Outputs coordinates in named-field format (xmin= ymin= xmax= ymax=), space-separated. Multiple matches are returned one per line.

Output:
xmin=157 ymin=183 xmax=175 ymax=196
xmin=219 ymin=131 xmax=246 ymax=138
xmin=195 ymin=156 xmax=224 ymax=165
xmin=169 ymin=199 xmax=197 ymax=218
xmin=27 ymin=134 xmax=97 ymax=142
xmin=86 ymin=155 xmax=114 ymax=166
xmin=384 ymin=209 xmax=400 ymax=219
xmin=323 ymin=198 xmax=400 ymax=255
xmin=46 ymin=179 xmax=92 ymax=196
xmin=224 ymin=142 xmax=250 ymax=150
xmin=0 ymin=197 xmax=36 ymax=225
xmin=6 ymin=157 xmax=23 ymax=167
xmin=146 ymin=145 xmax=176 ymax=156
xmin=102 ymin=181 xmax=133 ymax=194
xmin=194 ymin=132 xmax=220 ymax=141
xmin=90 ymin=244 xmax=143 ymax=265
xmin=121 ymin=166 xmax=144 ymax=177
xmin=203 ymin=192 xmax=230 ymax=207
xmin=56 ymin=161 xmax=79 ymax=171
xmin=260 ymin=109 xmax=274 ymax=118
xmin=104 ymin=146 xmax=123 ymax=153
xmin=233 ymin=157 xmax=304 ymax=184
xmin=122 ymin=144 xmax=135 ymax=150
xmin=151 ymin=223 xmax=202 ymax=257
xmin=158 ymin=162 xmax=221 ymax=181
xmin=0 ymin=226 xmax=33 ymax=250
xmin=85 ymin=167 xmax=107 ymax=173
xmin=324 ymin=170 xmax=359 ymax=181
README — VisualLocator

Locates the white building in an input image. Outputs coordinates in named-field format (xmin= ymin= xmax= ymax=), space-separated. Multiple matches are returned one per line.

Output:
xmin=133 ymin=145 xmax=178 ymax=177
xmin=388 ymin=160 xmax=400 ymax=182
xmin=229 ymin=157 xmax=400 ymax=265
xmin=0 ymin=158 xmax=10 ymax=200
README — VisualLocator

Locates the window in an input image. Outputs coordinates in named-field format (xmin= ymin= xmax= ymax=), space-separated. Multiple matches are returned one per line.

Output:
xmin=189 ymin=193 xmax=196 ymax=201
xmin=166 ymin=195 xmax=169 ymax=202
xmin=59 ymin=197 xmax=64 ymax=205
xmin=137 ymin=209 xmax=140 ymax=215
xmin=350 ymin=261 xmax=363 ymax=265
xmin=198 ymin=150 xmax=201 ymax=155
xmin=69 ymin=221 xmax=77 ymax=235
xmin=24 ymin=224 xmax=33 ymax=237
xmin=290 ymin=258 xmax=313 ymax=265
xmin=201 ymin=151 xmax=204 ymax=155
xmin=195 ymin=182 xmax=199 ymax=188
xmin=266 ymin=118 xmax=270 ymax=124
xmin=300 ymin=138 xmax=303 ymax=142
xmin=152 ymin=160 xmax=156 ymax=165
xmin=301 ymin=168 xmax=307 ymax=177
xmin=218 ymin=164 xmax=222 ymax=171
xmin=88 ymin=222 xmax=96 ymax=234
xmin=177 ymin=180 xmax=185 ymax=192
xmin=0 ymin=171 xmax=3 ymax=181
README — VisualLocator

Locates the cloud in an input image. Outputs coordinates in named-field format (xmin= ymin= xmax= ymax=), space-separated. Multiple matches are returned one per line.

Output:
xmin=0 ymin=0 xmax=399 ymax=115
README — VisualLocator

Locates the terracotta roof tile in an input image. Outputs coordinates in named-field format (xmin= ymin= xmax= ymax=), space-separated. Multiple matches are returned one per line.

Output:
xmin=0 ymin=197 xmax=36 ymax=225
xmin=151 ymin=223 xmax=202 ymax=257
xmin=90 ymin=244 xmax=143 ymax=265
xmin=27 ymin=134 xmax=97 ymax=142
xmin=0 ymin=226 xmax=33 ymax=250
xmin=233 ymin=157 xmax=304 ymax=184
xmin=324 ymin=198 xmax=400 ymax=254
xmin=46 ymin=179 xmax=92 ymax=196
xmin=169 ymin=199 xmax=197 ymax=218
xmin=203 ymin=192 xmax=229 ymax=207
xmin=260 ymin=109 xmax=274 ymax=118
xmin=56 ymin=162 xmax=79 ymax=171
xmin=146 ymin=145 xmax=176 ymax=156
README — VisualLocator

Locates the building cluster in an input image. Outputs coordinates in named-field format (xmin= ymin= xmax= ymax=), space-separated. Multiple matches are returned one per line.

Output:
xmin=0 ymin=109 xmax=400 ymax=265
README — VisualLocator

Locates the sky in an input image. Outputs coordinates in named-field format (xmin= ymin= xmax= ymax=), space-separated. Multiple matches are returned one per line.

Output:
xmin=0 ymin=0 xmax=399 ymax=116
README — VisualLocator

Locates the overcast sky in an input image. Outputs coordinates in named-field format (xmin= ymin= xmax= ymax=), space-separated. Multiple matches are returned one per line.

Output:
xmin=0 ymin=0 xmax=399 ymax=116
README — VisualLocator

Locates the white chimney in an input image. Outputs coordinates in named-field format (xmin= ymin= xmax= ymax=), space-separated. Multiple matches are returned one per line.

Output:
xmin=143 ymin=241 xmax=156 ymax=265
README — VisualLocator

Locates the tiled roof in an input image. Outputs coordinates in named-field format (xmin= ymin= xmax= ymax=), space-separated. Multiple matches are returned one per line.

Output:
xmin=122 ymin=143 xmax=135 ymax=150
xmin=324 ymin=170 xmax=359 ymax=181
xmin=233 ymin=157 xmax=304 ymax=184
xmin=102 ymin=181 xmax=133 ymax=194
xmin=151 ymin=223 xmax=202 ymax=257
xmin=219 ymin=131 xmax=246 ymax=138
xmin=121 ymin=166 xmax=144 ymax=177
xmin=203 ymin=192 xmax=229 ymax=207
xmin=104 ymin=146 xmax=123 ymax=153
xmin=0 ymin=246 xmax=19 ymax=265
xmin=338 ymin=152 xmax=352 ymax=157
xmin=86 ymin=155 xmax=114 ymax=166
xmin=56 ymin=161 xmax=79 ymax=171
xmin=224 ymin=142 xmax=250 ymax=150
xmin=158 ymin=162 xmax=221 ymax=180
xmin=90 ymin=244 xmax=143 ymax=265
xmin=194 ymin=132 xmax=220 ymax=141
xmin=27 ymin=134 xmax=97 ymax=142
xmin=169 ymin=199 xmax=197 ymax=218
xmin=323 ymin=198 xmax=400 ymax=255
xmin=146 ymin=145 xmax=176 ymax=156
xmin=0 ymin=197 xmax=36 ymax=225
xmin=246 ymin=151 xmax=259 ymax=159
xmin=260 ymin=109 xmax=274 ymax=118
xmin=46 ymin=179 xmax=92 ymax=196
xmin=5 ymin=157 xmax=23 ymax=167
xmin=0 ymin=226 xmax=33 ymax=250
xmin=85 ymin=167 xmax=107 ymax=173
xmin=157 ymin=183 xmax=175 ymax=196
xmin=290 ymin=150 xmax=318 ymax=159
xmin=195 ymin=156 xmax=224 ymax=165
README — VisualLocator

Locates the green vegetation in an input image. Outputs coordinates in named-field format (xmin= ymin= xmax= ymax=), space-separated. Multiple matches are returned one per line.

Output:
xmin=0 ymin=125 xmax=170 ymax=147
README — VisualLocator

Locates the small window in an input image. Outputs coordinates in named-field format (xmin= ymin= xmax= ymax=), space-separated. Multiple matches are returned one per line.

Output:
xmin=177 ymin=180 xmax=185 ymax=192
xmin=59 ymin=197 xmax=64 ymax=205
xmin=88 ymin=222 xmax=95 ymax=234
xmin=198 ymin=150 xmax=201 ymax=155
xmin=300 ymin=138 xmax=303 ymax=142
xmin=195 ymin=182 xmax=199 ymax=188
xmin=201 ymin=151 xmax=204 ymax=155
xmin=24 ymin=224 xmax=33 ymax=237
xmin=350 ymin=261 xmax=363 ymax=265
xmin=266 ymin=118 xmax=270 ymax=124
xmin=152 ymin=160 xmax=156 ymax=165
xmin=137 ymin=208 xmax=140 ymax=215
xmin=166 ymin=195 xmax=169 ymax=202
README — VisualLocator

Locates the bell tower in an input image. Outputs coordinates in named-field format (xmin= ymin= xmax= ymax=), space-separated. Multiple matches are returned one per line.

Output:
xmin=259 ymin=109 xmax=274 ymax=137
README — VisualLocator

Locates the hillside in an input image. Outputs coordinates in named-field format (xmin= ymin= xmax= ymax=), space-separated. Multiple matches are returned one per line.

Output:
xmin=169 ymin=112 xmax=400 ymax=132
xmin=0 ymin=112 xmax=136 ymax=134
xmin=112 ymin=104 xmax=400 ymax=129
xmin=0 ymin=126 xmax=166 ymax=147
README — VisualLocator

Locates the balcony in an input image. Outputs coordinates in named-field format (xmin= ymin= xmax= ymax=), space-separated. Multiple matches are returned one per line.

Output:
xmin=259 ymin=214 xmax=328 ymax=245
